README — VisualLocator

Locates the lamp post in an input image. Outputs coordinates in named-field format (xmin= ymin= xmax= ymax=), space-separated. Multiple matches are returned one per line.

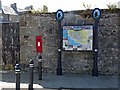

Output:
xmin=56 ymin=9 xmax=64 ymax=75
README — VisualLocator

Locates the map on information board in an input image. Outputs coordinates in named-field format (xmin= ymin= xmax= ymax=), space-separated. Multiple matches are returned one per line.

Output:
xmin=63 ymin=25 xmax=93 ymax=51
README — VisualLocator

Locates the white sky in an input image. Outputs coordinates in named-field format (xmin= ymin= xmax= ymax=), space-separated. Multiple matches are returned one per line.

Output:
xmin=1 ymin=0 xmax=120 ymax=12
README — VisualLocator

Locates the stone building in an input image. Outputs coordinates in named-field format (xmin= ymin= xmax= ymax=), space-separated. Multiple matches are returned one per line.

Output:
xmin=0 ymin=1 xmax=18 ymax=22
xmin=0 ymin=1 xmax=20 ymax=69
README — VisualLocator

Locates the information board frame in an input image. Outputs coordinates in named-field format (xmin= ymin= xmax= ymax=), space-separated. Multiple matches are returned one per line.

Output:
xmin=62 ymin=24 xmax=94 ymax=51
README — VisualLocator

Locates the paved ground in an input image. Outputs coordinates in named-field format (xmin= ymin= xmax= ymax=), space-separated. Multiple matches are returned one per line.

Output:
xmin=0 ymin=71 xmax=119 ymax=90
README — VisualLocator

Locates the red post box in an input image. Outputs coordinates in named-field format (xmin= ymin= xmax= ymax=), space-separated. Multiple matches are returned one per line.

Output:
xmin=36 ymin=36 xmax=42 ymax=53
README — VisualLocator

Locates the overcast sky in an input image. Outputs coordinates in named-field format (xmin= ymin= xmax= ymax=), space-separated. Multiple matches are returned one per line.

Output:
xmin=1 ymin=0 xmax=120 ymax=12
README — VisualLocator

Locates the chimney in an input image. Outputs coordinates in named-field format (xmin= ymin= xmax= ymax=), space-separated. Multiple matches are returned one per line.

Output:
xmin=11 ymin=3 xmax=18 ymax=13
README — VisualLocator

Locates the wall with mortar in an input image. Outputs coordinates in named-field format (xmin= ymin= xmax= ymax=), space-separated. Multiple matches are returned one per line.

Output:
xmin=19 ymin=9 xmax=119 ymax=75
xmin=19 ymin=13 xmax=58 ymax=73
xmin=0 ymin=23 xmax=2 ymax=65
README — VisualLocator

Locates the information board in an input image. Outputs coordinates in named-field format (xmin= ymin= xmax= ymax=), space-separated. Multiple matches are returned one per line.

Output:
xmin=63 ymin=25 xmax=93 ymax=51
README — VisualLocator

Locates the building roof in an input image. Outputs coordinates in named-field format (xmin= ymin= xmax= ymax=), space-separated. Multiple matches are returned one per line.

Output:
xmin=2 ymin=5 xmax=17 ymax=15
xmin=17 ymin=8 xmax=28 ymax=14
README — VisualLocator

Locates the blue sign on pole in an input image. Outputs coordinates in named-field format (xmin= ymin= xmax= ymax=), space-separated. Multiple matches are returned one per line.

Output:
xmin=56 ymin=9 xmax=64 ymax=75
xmin=92 ymin=8 xmax=101 ymax=76
xmin=92 ymin=8 xmax=101 ymax=20
xmin=56 ymin=9 xmax=64 ymax=21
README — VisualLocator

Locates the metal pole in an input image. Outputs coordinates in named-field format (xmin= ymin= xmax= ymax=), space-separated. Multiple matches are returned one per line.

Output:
xmin=38 ymin=62 xmax=42 ymax=80
xmin=37 ymin=54 xmax=42 ymax=80
xmin=92 ymin=20 xmax=99 ymax=76
xmin=15 ymin=63 xmax=20 ymax=90
xmin=57 ymin=21 xmax=62 ymax=75
xmin=29 ymin=59 xmax=34 ymax=90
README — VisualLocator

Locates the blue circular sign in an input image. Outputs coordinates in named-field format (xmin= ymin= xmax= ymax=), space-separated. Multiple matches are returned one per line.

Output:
xmin=92 ymin=8 xmax=101 ymax=20
xmin=56 ymin=9 xmax=64 ymax=21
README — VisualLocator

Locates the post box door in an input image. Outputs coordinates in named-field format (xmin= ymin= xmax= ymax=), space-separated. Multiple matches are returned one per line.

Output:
xmin=36 ymin=36 xmax=42 ymax=53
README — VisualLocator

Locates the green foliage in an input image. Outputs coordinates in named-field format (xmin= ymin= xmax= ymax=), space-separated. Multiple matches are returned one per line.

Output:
xmin=30 ymin=9 xmax=41 ymax=14
xmin=82 ymin=3 xmax=91 ymax=10
xmin=42 ymin=5 xmax=48 ymax=13
xmin=107 ymin=3 xmax=117 ymax=9
xmin=30 ymin=5 xmax=48 ymax=14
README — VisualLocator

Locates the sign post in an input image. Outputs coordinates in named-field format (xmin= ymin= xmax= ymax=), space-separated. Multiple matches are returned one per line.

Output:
xmin=92 ymin=8 xmax=101 ymax=76
xmin=56 ymin=9 xmax=64 ymax=75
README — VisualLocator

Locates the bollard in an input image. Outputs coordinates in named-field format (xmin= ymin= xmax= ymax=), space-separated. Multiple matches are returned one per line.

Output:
xmin=29 ymin=59 xmax=34 ymax=90
xmin=37 ymin=55 xmax=42 ymax=80
xmin=15 ymin=63 xmax=21 ymax=90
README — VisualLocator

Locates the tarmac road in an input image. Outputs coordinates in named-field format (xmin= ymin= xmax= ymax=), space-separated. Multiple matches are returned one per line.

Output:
xmin=0 ymin=71 xmax=119 ymax=90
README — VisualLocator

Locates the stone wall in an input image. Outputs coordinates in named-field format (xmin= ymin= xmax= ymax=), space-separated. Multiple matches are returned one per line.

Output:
xmin=0 ymin=23 xmax=2 ymax=65
xmin=2 ymin=23 xmax=20 ymax=66
xmin=19 ymin=13 xmax=58 ymax=73
xmin=98 ymin=13 xmax=119 ymax=75
xmin=19 ymin=9 xmax=119 ymax=75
